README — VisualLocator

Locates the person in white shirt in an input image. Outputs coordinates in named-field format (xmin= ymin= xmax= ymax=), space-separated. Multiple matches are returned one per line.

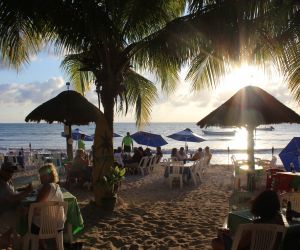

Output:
xmin=204 ymin=146 xmax=212 ymax=165
xmin=32 ymin=163 xmax=65 ymax=235
xmin=114 ymin=147 xmax=124 ymax=168
xmin=177 ymin=147 xmax=187 ymax=161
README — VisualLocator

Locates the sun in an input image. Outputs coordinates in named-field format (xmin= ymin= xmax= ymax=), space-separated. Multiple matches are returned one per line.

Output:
xmin=218 ymin=64 xmax=270 ymax=92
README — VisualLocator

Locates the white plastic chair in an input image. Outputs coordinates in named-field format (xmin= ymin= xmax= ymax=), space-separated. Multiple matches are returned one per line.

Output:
xmin=231 ymin=223 xmax=285 ymax=250
xmin=138 ymin=156 xmax=150 ymax=176
xmin=189 ymin=161 xmax=199 ymax=186
xmin=280 ymin=192 xmax=300 ymax=213
xmin=168 ymin=165 xmax=183 ymax=189
xmin=149 ymin=156 xmax=156 ymax=172
xmin=23 ymin=201 xmax=68 ymax=250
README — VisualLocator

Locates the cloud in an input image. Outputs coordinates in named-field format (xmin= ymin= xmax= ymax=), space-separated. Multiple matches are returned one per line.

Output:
xmin=0 ymin=78 xmax=66 ymax=105
xmin=0 ymin=74 xmax=299 ymax=123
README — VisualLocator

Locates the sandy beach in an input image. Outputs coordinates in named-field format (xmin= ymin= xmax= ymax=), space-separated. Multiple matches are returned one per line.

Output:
xmin=66 ymin=164 xmax=233 ymax=249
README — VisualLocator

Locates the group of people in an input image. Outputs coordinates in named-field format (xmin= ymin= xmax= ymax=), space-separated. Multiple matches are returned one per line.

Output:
xmin=0 ymin=162 xmax=64 ymax=249
xmin=114 ymin=145 xmax=163 ymax=172
xmin=171 ymin=146 xmax=212 ymax=165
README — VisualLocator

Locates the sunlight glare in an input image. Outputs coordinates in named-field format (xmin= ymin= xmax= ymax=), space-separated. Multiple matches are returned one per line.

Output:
xmin=219 ymin=64 xmax=270 ymax=92
xmin=231 ymin=127 xmax=248 ymax=149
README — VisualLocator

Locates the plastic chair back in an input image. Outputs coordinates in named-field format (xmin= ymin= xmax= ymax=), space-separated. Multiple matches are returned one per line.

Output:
xmin=28 ymin=201 xmax=67 ymax=238
xmin=232 ymin=223 xmax=285 ymax=250
xmin=280 ymin=192 xmax=300 ymax=213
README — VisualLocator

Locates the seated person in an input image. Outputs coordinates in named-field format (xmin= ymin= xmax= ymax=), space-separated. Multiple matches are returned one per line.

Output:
xmin=177 ymin=147 xmax=187 ymax=161
xmin=204 ymin=146 xmax=212 ymax=165
xmin=32 ymin=163 xmax=65 ymax=234
xmin=0 ymin=162 xmax=33 ymax=245
xmin=156 ymin=146 xmax=163 ymax=158
xmin=124 ymin=148 xmax=142 ymax=164
xmin=124 ymin=148 xmax=143 ymax=174
xmin=70 ymin=149 xmax=90 ymax=182
xmin=212 ymin=190 xmax=284 ymax=250
xmin=144 ymin=148 xmax=152 ymax=157
xmin=171 ymin=148 xmax=178 ymax=161
xmin=114 ymin=147 xmax=124 ymax=168
xmin=191 ymin=147 xmax=204 ymax=161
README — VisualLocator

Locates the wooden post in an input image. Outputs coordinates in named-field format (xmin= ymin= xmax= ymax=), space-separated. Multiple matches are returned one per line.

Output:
xmin=247 ymin=125 xmax=255 ymax=191
xmin=65 ymin=124 xmax=73 ymax=161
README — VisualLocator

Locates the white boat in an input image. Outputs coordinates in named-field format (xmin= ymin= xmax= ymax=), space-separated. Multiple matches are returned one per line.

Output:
xmin=202 ymin=129 xmax=236 ymax=136
xmin=256 ymin=126 xmax=275 ymax=131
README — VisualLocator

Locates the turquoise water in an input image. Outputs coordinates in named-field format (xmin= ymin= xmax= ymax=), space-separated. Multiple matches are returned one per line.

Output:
xmin=1 ymin=123 xmax=300 ymax=164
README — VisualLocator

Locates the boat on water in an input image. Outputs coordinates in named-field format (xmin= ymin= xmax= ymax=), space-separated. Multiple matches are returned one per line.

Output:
xmin=256 ymin=126 xmax=275 ymax=131
xmin=202 ymin=129 xmax=236 ymax=136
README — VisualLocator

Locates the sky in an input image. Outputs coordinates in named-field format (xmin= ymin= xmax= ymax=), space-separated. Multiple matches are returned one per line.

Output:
xmin=0 ymin=50 xmax=299 ymax=123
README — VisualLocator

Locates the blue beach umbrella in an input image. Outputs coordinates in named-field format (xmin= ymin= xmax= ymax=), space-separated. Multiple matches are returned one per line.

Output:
xmin=61 ymin=128 xmax=94 ymax=141
xmin=113 ymin=132 xmax=122 ymax=137
xmin=167 ymin=128 xmax=205 ymax=143
xmin=131 ymin=131 xmax=168 ymax=147
xmin=279 ymin=137 xmax=300 ymax=172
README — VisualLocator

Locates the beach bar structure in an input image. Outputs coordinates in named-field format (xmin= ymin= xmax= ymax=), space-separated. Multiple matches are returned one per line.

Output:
xmin=25 ymin=90 xmax=102 ymax=160
xmin=197 ymin=86 xmax=300 ymax=190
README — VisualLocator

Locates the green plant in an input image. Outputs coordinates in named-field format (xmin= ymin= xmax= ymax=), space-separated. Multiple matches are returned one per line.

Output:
xmin=98 ymin=166 xmax=126 ymax=197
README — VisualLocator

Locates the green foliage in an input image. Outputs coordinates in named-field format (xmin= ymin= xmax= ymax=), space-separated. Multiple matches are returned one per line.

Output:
xmin=98 ymin=166 xmax=126 ymax=197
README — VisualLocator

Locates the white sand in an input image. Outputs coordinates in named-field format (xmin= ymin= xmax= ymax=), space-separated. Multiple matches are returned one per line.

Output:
xmin=74 ymin=164 xmax=233 ymax=249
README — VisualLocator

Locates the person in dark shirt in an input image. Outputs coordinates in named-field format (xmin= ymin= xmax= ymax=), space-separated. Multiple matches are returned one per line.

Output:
xmin=212 ymin=190 xmax=284 ymax=250
xmin=0 ymin=162 xmax=32 ymax=247
xmin=156 ymin=146 xmax=163 ymax=158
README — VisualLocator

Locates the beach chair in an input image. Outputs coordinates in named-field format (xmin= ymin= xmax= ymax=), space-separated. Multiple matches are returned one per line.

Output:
xmin=23 ymin=201 xmax=68 ymax=250
xmin=231 ymin=155 xmax=247 ymax=190
xmin=168 ymin=164 xmax=183 ymax=189
xmin=231 ymin=223 xmax=285 ymax=250
xmin=280 ymin=192 xmax=300 ymax=213
xmin=148 ymin=156 xmax=156 ymax=172
xmin=189 ymin=161 xmax=200 ymax=186
xmin=138 ymin=156 xmax=150 ymax=176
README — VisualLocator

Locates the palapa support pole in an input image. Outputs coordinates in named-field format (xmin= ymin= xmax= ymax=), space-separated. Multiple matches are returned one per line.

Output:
xmin=247 ymin=125 xmax=255 ymax=191
xmin=65 ymin=124 xmax=73 ymax=161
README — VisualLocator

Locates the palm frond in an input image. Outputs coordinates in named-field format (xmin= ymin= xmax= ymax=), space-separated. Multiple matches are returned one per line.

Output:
xmin=60 ymin=53 xmax=95 ymax=95
xmin=0 ymin=0 xmax=44 ymax=68
xmin=121 ymin=70 xmax=158 ymax=128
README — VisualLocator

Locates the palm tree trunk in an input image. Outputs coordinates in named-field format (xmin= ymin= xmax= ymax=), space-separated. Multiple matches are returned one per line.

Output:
xmin=92 ymin=88 xmax=114 ymax=206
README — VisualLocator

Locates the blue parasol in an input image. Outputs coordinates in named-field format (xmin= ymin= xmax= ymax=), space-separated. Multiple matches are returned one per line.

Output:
xmin=113 ymin=132 xmax=122 ymax=137
xmin=279 ymin=137 xmax=300 ymax=172
xmin=61 ymin=128 xmax=94 ymax=141
xmin=131 ymin=131 xmax=168 ymax=147
xmin=167 ymin=128 xmax=205 ymax=143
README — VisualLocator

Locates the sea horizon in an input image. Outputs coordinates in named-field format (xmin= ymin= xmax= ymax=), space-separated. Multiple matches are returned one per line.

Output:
xmin=1 ymin=122 xmax=300 ymax=165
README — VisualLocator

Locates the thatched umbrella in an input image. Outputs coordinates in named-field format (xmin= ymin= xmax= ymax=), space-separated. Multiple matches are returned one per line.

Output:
xmin=197 ymin=86 xmax=300 ymax=190
xmin=25 ymin=90 xmax=103 ymax=159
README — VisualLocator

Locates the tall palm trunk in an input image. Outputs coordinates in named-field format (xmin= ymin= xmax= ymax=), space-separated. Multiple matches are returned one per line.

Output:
xmin=92 ymin=80 xmax=115 ymax=206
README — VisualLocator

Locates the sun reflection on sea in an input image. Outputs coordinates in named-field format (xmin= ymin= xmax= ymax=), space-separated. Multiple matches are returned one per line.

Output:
xmin=230 ymin=127 xmax=248 ymax=149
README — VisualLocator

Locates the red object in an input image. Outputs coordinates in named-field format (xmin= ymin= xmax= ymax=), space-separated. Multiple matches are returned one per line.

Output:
xmin=266 ymin=168 xmax=285 ymax=190
xmin=272 ymin=172 xmax=299 ymax=192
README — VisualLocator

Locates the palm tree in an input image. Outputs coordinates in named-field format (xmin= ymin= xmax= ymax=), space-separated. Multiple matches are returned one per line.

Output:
xmin=182 ymin=0 xmax=300 ymax=94
xmin=1 ymin=0 xmax=299 ymax=199
xmin=0 ymin=0 xmax=202 ymax=204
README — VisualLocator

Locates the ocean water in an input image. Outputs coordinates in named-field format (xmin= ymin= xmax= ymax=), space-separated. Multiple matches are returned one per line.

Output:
xmin=1 ymin=123 xmax=300 ymax=165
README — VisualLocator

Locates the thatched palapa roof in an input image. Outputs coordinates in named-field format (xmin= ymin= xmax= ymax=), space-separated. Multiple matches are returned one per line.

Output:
xmin=197 ymin=86 xmax=300 ymax=128
xmin=25 ymin=90 xmax=102 ymax=125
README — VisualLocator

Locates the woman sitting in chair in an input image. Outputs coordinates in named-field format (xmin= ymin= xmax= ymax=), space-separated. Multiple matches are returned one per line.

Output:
xmin=211 ymin=190 xmax=284 ymax=250
xmin=32 ymin=163 xmax=65 ymax=234
xmin=70 ymin=149 xmax=90 ymax=183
